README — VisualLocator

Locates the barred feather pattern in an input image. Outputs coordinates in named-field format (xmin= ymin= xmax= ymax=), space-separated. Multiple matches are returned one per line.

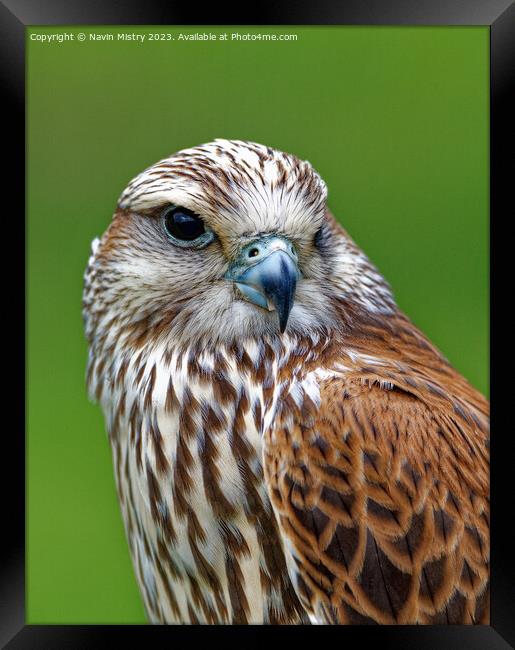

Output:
xmin=84 ymin=321 xmax=323 ymax=623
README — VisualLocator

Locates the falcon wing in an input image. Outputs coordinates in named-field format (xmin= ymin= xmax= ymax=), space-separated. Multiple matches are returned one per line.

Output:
xmin=263 ymin=374 xmax=489 ymax=624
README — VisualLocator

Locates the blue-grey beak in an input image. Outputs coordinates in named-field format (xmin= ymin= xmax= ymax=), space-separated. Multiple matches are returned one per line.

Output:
xmin=225 ymin=236 xmax=301 ymax=333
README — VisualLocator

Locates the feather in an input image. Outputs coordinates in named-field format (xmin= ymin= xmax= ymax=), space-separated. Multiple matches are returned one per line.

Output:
xmin=263 ymin=317 xmax=489 ymax=624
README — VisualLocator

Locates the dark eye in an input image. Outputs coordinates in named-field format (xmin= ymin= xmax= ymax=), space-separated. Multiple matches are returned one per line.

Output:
xmin=162 ymin=206 xmax=214 ymax=248
xmin=164 ymin=206 xmax=205 ymax=240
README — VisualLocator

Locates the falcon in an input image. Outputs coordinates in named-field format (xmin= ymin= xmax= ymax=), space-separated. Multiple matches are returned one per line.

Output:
xmin=83 ymin=139 xmax=489 ymax=624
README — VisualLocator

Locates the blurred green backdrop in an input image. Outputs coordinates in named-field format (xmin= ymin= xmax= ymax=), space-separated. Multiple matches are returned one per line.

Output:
xmin=27 ymin=26 xmax=488 ymax=623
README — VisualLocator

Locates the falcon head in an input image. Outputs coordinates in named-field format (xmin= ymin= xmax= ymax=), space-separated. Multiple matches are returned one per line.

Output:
xmin=84 ymin=139 xmax=395 ymax=349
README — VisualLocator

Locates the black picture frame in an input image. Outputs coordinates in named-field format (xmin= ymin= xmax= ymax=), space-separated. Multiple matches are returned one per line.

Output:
xmin=2 ymin=1 xmax=513 ymax=647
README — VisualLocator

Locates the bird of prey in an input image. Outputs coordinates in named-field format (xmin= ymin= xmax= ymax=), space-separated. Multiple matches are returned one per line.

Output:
xmin=83 ymin=139 xmax=489 ymax=624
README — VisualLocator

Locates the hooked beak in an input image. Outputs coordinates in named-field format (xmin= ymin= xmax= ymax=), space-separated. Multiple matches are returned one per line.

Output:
xmin=225 ymin=236 xmax=301 ymax=333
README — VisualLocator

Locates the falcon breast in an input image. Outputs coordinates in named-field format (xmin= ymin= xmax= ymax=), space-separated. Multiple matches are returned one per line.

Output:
xmin=83 ymin=139 xmax=489 ymax=624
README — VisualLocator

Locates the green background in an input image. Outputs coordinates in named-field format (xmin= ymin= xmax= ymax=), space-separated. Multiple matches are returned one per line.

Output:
xmin=27 ymin=26 xmax=489 ymax=623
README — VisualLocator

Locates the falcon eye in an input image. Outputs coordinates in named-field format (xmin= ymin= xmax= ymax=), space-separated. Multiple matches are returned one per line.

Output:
xmin=165 ymin=207 xmax=205 ymax=240
xmin=162 ymin=206 xmax=214 ymax=248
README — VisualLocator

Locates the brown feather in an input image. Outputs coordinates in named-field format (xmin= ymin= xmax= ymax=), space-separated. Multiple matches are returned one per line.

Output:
xmin=264 ymin=314 xmax=489 ymax=624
